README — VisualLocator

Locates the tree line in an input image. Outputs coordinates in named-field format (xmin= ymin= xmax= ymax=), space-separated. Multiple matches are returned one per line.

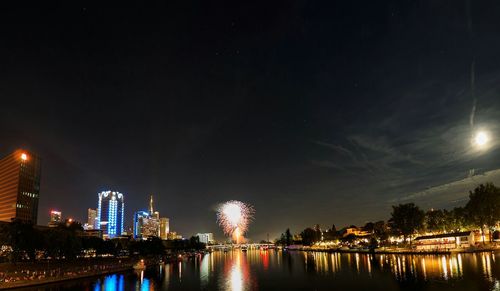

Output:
xmin=0 ymin=220 xmax=204 ymax=263
xmin=277 ymin=183 xmax=500 ymax=247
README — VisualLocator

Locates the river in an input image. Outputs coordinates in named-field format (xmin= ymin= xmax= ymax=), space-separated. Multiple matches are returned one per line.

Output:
xmin=22 ymin=250 xmax=500 ymax=290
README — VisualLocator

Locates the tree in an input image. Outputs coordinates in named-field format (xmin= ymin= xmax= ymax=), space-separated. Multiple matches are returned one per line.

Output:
xmin=390 ymin=203 xmax=425 ymax=246
xmin=449 ymin=207 xmax=469 ymax=231
xmin=1 ymin=220 xmax=42 ymax=262
xmin=373 ymin=221 xmax=389 ymax=243
xmin=300 ymin=228 xmax=317 ymax=246
xmin=465 ymin=183 xmax=500 ymax=243
xmin=363 ymin=222 xmax=375 ymax=232
xmin=425 ymin=209 xmax=447 ymax=233
xmin=285 ymin=228 xmax=292 ymax=246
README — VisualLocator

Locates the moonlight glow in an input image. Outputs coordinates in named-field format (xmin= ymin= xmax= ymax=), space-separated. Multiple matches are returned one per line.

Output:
xmin=217 ymin=200 xmax=255 ymax=243
xmin=474 ymin=131 xmax=489 ymax=147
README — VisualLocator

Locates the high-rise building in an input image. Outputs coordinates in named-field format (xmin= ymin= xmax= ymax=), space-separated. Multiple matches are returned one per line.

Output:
xmin=149 ymin=195 xmax=154 ymax=214
xmin=0 ymin=150 xmax=41 ymax=224
xmin=48 ymin=210 xmax=61 ymax=227
xmin=160 ymin=217 xmax=169 ymax=240
xmin=85 ymin=208 xmax=97 ymax=230
xmin=196 ymin=233 xmax=214 ymax=244
xmin=133 ymin=195 xmax=167 ymax=240
xmin=133 ymin=210 xmax=149 ymax=239
xmin=97 ymin=191 xmax=124 ymax=239
xmin=143 ymin=216 xmax=159 ymax=238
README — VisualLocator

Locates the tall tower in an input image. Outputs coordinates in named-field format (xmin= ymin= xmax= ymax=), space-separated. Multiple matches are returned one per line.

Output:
xmin=0 ymin=150 xmax=41 ymax=224
xmin=149 ymin=195 xmax=154 ymax=214
xmin=97 ymin=191 xmax=124 ymax=239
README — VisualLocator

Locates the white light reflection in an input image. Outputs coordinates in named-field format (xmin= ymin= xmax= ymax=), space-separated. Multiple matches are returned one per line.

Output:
xmin=226 ymin=253 xmax=243 ymax=291
xmin=179 ymin=261 xmax=183 ymax=282
xmin=441 ymin=256 xmax=448 ymax=280
xmin=200 ymin=254 xmax=210 ymax=287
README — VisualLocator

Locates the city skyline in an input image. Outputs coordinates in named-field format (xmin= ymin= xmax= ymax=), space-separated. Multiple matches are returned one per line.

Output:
xmin=1 ymin=2 xmax=500 ymax=241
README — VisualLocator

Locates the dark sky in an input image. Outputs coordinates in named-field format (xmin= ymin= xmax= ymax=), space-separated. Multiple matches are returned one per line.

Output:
xmin=1 ymin=1 xmax=500 ymax=241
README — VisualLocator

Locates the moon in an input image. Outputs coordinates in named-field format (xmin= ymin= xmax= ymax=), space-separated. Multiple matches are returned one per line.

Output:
xmin=474 ymin=131 xmax=489 ymax=147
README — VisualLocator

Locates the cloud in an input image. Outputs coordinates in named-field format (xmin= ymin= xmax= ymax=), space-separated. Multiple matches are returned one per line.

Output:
xmin=388 ymin=168 xmax=500 ymax=208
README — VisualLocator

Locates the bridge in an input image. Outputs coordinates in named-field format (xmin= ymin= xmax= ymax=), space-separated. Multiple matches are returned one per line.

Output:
xmin=206 ymin=243 xmax=275 ymax=251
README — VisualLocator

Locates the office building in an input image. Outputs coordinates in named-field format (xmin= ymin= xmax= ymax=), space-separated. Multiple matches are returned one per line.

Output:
xmin=160 ymin=217 xmax=170 ymax=240
xmin=0 ymin=150 xmax=41 ymax=224
xmin=48 ymin=210 xmax=61 ymax=227
xmin=133 ymin=195 xmax=168 ymax=240
xmin=97 ymin=191 xmax=124 ymax=239
xmin=85 ymin=208 xmax=97 ymax=230
xmin=196 ymin=233 xmax=214 ymax=244
xmin=133 ymin=210 xmax=149 ymax=239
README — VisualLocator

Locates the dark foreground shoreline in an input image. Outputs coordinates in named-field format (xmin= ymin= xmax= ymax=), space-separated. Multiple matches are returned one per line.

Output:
xmin=0 ymin=266 xmax=132 ymax=290
xmin=0 ymin=258 xmax=134 ymax=290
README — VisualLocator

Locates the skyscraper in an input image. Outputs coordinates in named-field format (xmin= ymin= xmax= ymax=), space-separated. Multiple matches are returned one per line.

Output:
xmin=0 ymin=150 xmax=41 ymax=224
xmin=97 ymin=191 xmax=124 ymax=239
xmin=85 ymin=208 xmax=97 ymax=230
xmin=149 ymin=195 xmax=154 ymax=214
xmin=160 ymin=217 xmax=170 ymax=240
xmin=48 ymin=210 xmax=61 ymax=227
xmin=133 ymin=195 xmax=169 ymax=240
xmin=133 ymin=210 xmax=149 ymax=239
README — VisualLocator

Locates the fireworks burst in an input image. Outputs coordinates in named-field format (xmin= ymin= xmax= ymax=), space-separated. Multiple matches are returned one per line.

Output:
xmin=216 ymin=200 xmax=255 ymax=237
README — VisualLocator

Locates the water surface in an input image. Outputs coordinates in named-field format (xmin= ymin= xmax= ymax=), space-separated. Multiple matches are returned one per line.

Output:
xmin=28 ymin=250 xmax=500 ymax=290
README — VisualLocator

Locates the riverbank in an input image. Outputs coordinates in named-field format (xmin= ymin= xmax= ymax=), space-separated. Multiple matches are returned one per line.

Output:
xmin=0 ymin=258 xmax=134 ymax=290
xmin=297 ymin=245 xmax=500 ymax=255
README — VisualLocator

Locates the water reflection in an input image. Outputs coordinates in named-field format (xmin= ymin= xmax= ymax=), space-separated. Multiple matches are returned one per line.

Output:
xmin=93 ymin=274 xmax=125 ymax=291
xmin=83 ymin=250 xmax=500 ymax=290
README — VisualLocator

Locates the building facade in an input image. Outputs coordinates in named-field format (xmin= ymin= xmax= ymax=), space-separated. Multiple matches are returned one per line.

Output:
xmin=160 ymin=217 xmax=170 ymax=240
xmin=0 ymin=150 xmax=41 ymax=224
xmin=85 ymin=208 xmax=97 ymax=230
xmin=196 ymin=233 xmax=214 ymax=244
xmin=414 ymin=230 xmax=488 ymax=250
xmin=97 ymin=191 xmax=124 ymax=239
xmin=133 ymin=210 xmax=150 ymax=239
xmin=133 ymin=195 xmax=169 ymax=240
xmin=48 ymin=210 xmax=61 ymax=227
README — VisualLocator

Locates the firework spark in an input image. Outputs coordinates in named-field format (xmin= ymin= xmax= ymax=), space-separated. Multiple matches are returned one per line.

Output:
xmin=217 ymin=200 xmax=255 ymax=240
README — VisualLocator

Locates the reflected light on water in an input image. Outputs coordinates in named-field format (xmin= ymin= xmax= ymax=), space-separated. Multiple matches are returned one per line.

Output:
xmin=301 ymin=251 xmax=475 ymax=283
xmin=229 ymin=264 xmax=243 ymax=291
xmin=53 ymin=251 xmax=500 ymax=290
xmin=441 ymin=256 xmax=448 ymax=280
xmin=482 ymin=252 xmax=493 ymax=280
xmin=222 ymin=250 xmax=253 ymax=291
xmin=179 ymin=261 xmax=182 ymax=282
xmin=260 ymin=250 xmax=269 ymax=271
xmin=93 ymin=274 xmax=125 ymax=291
xmin=140 ymin=278 xmax=150 ymax=291
xmin=200 ymin=254 xmax=210 ymax=286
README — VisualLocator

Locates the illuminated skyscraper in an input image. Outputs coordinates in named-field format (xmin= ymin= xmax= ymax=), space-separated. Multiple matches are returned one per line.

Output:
xmin=97 ymin=191 xmax=124 ymax=239
xmin=133 ymin=195 xmax=167 ymax=240
xmin=160 ymin=217 xmax=170 ymax=240
xmin=48 ymin=210 xmax=61 ymax=227
xmin=85 ymin=208 xmax=97 ymax=230
xmin=0 ymin=150 xmax=41 ymax=224
xmin=133 ymin=210 xmax=149 ymax=239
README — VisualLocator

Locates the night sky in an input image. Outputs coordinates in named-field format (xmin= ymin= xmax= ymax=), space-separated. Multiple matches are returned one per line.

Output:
xmin=1 ymin=1 xmax=500 ymax=241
